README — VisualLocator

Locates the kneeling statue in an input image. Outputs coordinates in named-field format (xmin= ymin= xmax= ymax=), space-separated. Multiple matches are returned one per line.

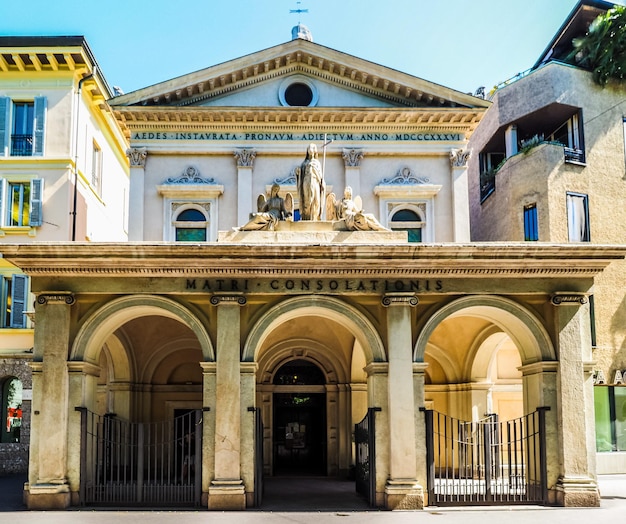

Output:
xmin=326 ymin=186 xmax=388 ymax=231
xmin=236 ymin=183 xmax=293 ymax=231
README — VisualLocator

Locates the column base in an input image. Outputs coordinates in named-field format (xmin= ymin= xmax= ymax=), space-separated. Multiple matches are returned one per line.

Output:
xmin=208 ymin=480 xmax=246 ymax=510
xmin=25 ymin=481 xmax=71 ymax=509
xmin=384 ymin=479 xmax=424 ymax=510
xmin=554 ymin=476 xmax=600 ymax=507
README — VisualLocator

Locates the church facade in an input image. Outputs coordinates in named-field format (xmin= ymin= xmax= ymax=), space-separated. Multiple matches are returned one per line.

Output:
xmin=0 ymin=24 xmax=624 ymax=511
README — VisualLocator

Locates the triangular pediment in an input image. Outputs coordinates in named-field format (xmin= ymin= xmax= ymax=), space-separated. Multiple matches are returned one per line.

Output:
xmin=111 ymin=38 xmax=488 ymax=110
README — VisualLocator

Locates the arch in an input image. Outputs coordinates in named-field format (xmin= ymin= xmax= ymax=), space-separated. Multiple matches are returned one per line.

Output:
xmin=71 ymin=295 xmax=214 ymax=364
xmin=414 ymin=295 xmax=555 ymax=365
xmin=243 ymin=295 xmax=385 ymax=363
xmin=257 ymin=338 xmax=349 ymax=385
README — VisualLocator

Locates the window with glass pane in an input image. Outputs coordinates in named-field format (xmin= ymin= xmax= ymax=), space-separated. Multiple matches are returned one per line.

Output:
xmin=616 ymin=387 xmax=626 ymax=451
xmin=1 ymin=377 xmax=22 ymax=443
xmin=92 ymin=141 xmax=102 ymax=195
xmin=566 ymin=192 xmax=590 ymax=242
xmin=8 ymin=182 xmax=30 ymax=226
xmin=11 ymin=102 xmax=34 ymax=156
xmin=594 ymin=386 xmax=613 ymax=451
xmin=524 ymin=204 xmax=538 ymax=241
xmin=390 ymin=208 xmax=423 ymax=243
xmin=175 ymin=208 xmax=207 ymax=242
xmin=1 ymin=276 xmax=11 ymax=328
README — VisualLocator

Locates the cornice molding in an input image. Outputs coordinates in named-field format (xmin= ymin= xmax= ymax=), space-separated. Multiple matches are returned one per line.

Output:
xmin=114 ymin=107 xmax=483 ymax=131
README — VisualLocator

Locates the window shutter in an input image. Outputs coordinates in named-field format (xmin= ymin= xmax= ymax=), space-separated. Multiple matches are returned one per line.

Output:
xmin=0 ymin=178 xmax=4 ymax=227
xmin=33 ymin=96 xmax=47 ymax=156
xmin=0 ymin=97 xmax=9 ymax=157
xmin=9 ymin=274 xmax=28 ymax=328
xmin=29 ymin=178 xmax=44 ymax=226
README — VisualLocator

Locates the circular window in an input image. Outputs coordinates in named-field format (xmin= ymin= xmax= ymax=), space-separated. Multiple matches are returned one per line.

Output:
xmin=279 ymin=76 xmax=318 ymax=107
xmin=284 ymin=83 xmax=313 ymax=106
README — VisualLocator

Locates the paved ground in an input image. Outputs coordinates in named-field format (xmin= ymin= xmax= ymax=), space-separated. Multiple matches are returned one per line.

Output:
xmin=1 ymin=474 xmax=624 ymax=523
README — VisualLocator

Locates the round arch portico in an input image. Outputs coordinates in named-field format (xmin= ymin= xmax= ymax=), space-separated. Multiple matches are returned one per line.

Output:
xmin=243 ymin=294 xmax=386 ymax=363
xmin=413 ymin=295 xmax=556 ymax=365
xmin=71 ymin=294 xmax=215 ymax=364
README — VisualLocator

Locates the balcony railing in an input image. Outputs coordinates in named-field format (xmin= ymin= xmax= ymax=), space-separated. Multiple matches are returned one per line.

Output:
xmin=10 ymin=134 xmax=33 ymax=156
xmin=564 ymin=147 xmax=585 ymax=164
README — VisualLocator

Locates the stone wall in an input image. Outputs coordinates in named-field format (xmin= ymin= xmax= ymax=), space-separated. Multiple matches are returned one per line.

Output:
xmin=0 ymin=357 xmax=32 ymax=475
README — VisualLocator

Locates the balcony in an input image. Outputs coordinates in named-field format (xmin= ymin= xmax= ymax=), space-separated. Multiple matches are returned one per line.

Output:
xmin=10 ymin=134 xmax=33 ymax=156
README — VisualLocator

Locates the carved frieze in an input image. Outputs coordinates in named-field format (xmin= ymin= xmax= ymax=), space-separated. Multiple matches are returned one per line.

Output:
xmin=380 ymin=167 xmax=430 ymax=185
xmin=165 ymin=166 xmax=215 ymax=185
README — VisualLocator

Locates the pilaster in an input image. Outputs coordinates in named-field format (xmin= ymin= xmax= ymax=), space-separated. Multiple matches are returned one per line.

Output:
xmin=449 ymin=148 xmax=471 ymax=242
xmin=382 ymin=293 xmax=422 ymax=510
xmin=551 ymin=292 xmax=600 ymax=507
xmin=234 ymin=148 xmax=256 ymax=227
xmin=126 ymin=147 xmax=147 ymax=241
xmin=26 ymin=292 xmax=75 ymax=510
xmin=240 ymin=361 xmax=257 ymax=508
xmin=342 ymin=148 xmax=364 ymax=197
xmin=208 ymin=294 xmax=246 ymax=510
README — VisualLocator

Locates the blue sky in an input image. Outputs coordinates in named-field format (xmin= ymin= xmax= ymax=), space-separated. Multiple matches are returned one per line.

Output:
xmin=1 ymin=0 xmax=623 ymax=96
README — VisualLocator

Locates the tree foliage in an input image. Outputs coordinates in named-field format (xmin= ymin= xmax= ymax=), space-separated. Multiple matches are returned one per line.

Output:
xmin=568 ymin=6 xmax=626 ymax=86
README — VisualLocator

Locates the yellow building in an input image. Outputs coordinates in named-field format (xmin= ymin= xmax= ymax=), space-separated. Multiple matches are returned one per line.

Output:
xmin=0 ymin=37 xmax=129 ymax=472
xmin=467 ymin=0 xmax=626 ymax=474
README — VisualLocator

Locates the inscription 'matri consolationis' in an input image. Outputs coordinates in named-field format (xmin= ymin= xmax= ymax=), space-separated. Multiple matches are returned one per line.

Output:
xmin=185 ymin=278 xmax=444 ymax=293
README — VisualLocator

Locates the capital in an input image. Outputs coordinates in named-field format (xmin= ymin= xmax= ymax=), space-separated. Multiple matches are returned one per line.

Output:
xmin=342 ymin=148 xmax=364 ymax=167
xmin=36 ymin=292 xmax=75 ymax=306
xmin=210 ymin=294 xmax=247 ymax=306
xmin=382 ymin=293 xmax=418 ymax=307
xmin=126 ymin=147 xmax=148 ymax=167
xmin=234 ymin=148 xmax=256 ymax=168
xmin=450 ymin=148 xmax=472 ymax=168
xmin=551 ymin=293 xmax=588 ymax=306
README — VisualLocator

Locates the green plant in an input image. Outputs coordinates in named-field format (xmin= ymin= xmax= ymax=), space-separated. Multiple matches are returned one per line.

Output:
xmin=567 ymin=6 xmax=626 ymax=86
xmin=519 ymin=134 xmax=545 ymax=154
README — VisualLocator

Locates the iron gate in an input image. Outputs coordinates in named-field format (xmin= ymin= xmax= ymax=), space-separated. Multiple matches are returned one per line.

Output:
xmin=77 ymin=408 xmax=203 ymax=506
xmin=424 ymin=407 xmax=549 ymax=505
xmin=354 ymin=407 xmax=380 ymax=507
xmin=249 ymin=407 xmax=264 ymax=507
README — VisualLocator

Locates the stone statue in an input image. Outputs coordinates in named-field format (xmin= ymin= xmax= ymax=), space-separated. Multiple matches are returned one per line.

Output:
xmin=236 ymin=183 xmax=293 ymax=231
xmin=326 ymin=186 xmax=389 ymax=231
xmin=296 ymin=143 xmax=325 ymax=221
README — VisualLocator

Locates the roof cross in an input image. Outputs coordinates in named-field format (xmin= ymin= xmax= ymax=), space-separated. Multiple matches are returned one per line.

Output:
xmin=290 ymin=1 xmax=308 ymax=22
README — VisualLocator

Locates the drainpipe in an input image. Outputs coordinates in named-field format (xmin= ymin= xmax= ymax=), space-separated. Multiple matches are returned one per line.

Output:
xmin=71 ymin=67 xmax=96 ymax=241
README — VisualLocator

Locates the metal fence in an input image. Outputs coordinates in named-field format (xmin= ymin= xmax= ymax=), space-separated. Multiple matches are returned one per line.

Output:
xmin=77 ymin=408 xmax=202 ymax=506
xmin=424 ymin=408 xmax=548 ymax=505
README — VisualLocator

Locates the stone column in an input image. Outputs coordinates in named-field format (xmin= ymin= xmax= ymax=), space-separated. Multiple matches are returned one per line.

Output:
xmin=126 ymin=148 xmax=147 ymax=241
xmin=234 ymin=149 xmax=256 ymax=227
xmin=382 ymin=293 xmax=421 ymax=509
xmin=342 ymin=148 xmax=364 ymax=198
xmin=551 ymin=293 xmax=600 ymax=507
xmin=26 ymin=292 xmax=75 ymax=510
xmin=449 ymin=148 xmax=471 ymax=242
xmin=208 ymin=294 xmax=246 ymax=510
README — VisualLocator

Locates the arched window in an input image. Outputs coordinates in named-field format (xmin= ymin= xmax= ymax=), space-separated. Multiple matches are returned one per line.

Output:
xmin=390 ymin=207 xmax=423 ymax=242
xmin=173 ymin=207 xmax=208 ymax=242
xmin=273 ymin=359 xmax=326 ymax=385
xmin=1 ymin=377 xmax=22 ymax=443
